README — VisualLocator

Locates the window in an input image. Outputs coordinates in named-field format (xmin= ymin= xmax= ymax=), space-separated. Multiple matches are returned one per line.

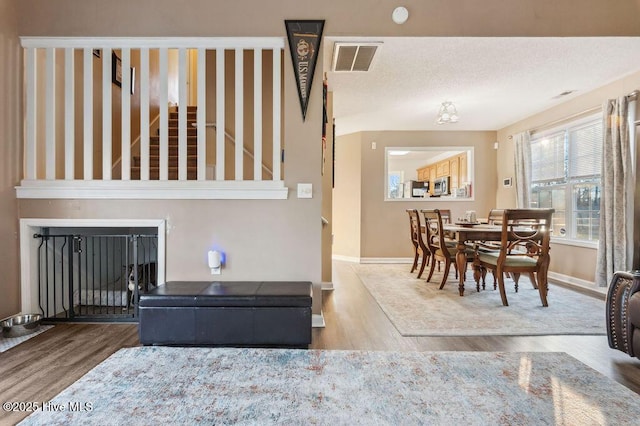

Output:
xmin=387 ymin=171 xmax=404 ymax=199
xmin=529 ymin=115 xmax=602 ymax=243
xmin=384 ymin=147 xmax=474 ymax=201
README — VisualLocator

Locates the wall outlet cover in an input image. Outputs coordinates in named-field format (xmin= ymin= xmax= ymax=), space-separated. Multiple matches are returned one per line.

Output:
xmin=297 ymin=183 xmax=313 ymax=198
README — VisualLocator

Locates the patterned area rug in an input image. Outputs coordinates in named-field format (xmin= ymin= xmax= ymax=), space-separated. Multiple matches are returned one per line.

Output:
xmin=19 ymin=347 xmax=640 ymax=425
xmin=352 ymin=263 xmax=606 ymax=336
xmin=0 ymin=326 xmax=53 ymax=353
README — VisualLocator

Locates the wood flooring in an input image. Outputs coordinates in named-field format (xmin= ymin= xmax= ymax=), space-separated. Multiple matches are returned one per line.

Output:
xmin=1 ymin=260 xmax=639 ymax=424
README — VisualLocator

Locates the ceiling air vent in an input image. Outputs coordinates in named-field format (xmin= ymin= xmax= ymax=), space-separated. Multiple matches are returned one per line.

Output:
xmin=331 ymin=42 xmax=382 ymax=72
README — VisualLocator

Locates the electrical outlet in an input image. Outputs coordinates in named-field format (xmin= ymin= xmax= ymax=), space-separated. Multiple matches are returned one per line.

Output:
xmin=297 ymin=183 xmax=312 ymax=198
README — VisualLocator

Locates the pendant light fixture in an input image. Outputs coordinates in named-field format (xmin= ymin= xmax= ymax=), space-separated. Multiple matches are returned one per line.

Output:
xmin=436 ymin=101 xmax=459 ymax=124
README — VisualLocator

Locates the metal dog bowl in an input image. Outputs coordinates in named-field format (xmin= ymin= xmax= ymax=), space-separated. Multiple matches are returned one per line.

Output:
xmin=1 ymin=314 xmax=42 ymax=338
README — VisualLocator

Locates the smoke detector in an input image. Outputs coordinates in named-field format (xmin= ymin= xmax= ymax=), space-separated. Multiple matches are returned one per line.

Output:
xmin=331 ymin=42 xmax=382 ymax=72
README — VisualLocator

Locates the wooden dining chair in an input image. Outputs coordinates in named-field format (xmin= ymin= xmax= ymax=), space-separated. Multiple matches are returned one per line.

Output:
xmin=473 ymin=208 xmax=554 ymax=306
xmin=439 ymin=209 xmax=452 ymax=224
xmin=476 ymin=208 xmax=506 ymax=286
xmin=421 ymin=209 xmax=475 ymax=290
xmin=406 ymin=209 xmax=430 ymax=278
xmin=487 ymin=208 xmax=504 ymax=225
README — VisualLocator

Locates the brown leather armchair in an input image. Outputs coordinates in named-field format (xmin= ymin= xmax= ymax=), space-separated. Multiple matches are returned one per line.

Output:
xmin=606 ymin=270 xmax=640 ymax=359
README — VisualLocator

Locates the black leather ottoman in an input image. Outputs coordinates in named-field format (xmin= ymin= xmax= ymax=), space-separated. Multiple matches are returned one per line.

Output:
xmin=138 ymin=281 xmax=312 ymax=347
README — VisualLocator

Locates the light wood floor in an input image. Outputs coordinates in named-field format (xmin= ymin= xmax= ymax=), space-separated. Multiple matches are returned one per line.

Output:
xmin=1 ymin=261 xmax=639 ymax=424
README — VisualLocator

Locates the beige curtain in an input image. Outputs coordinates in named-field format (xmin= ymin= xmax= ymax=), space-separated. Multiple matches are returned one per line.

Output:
xmin=596 ymin=97 xmax=631 ymax=287
xmin=513 ymin=131 xmax=531 ymax=208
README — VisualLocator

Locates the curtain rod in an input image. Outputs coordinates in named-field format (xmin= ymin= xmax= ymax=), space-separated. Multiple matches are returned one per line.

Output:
xmin=508 ymin=89 xmax=639 ymax=140
xmin=507 ymin=106 xmax=600 ymax=139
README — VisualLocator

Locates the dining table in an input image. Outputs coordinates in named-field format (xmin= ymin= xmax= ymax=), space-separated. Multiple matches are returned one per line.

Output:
xmin=442 ymin=223 xmax=503 ymax=296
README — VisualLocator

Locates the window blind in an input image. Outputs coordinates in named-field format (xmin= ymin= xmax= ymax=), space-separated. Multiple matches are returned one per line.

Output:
xmin=569 ymin=121 xmax=602 ymax=179
xmin=531 ymin=131 xmax=565 ymax=182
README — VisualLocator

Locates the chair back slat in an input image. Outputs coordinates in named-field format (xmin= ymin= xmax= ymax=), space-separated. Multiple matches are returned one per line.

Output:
xmin=439 ymin=209 xmax=452 ymax=224
xmin=406 ymin=208 xmax=429 ymax=252
xmin=421 ymin=209 xmax=447 ymax=253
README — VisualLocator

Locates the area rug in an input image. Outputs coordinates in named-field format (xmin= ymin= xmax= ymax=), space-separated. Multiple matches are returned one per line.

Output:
xmin=19 ymin=347 xmax=640 ymax=425
xmin=0 ymin=325 xmax=53 ymax=353
xmin=352 ymin=263 xmax=605 ymax=336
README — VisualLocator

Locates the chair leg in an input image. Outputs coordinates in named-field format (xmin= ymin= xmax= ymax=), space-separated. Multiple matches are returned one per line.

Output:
xmin=426 ymin=257 xmax=437 ymax=283
xmin=529 ymin=273 xmax=538 ymax=289
xmin=417 ymin=252 xmax=429 ymax=279
xmin=473 ymin=263 xmax=482 ymax=292
xmin=481 ymin=267 xmax=487 ymax=290
xmin=439 ymin=259 xmax=452 ymax=290
xmin=497 ymin=270 xmax=509 ymax=306
xmin=454 ymin=262 xmax=458 ymax=280
xmin=537 ymin=270 xmax=549 ymax=307
xmin=513 ymin=273 xmax=520 ymax=292
xmin=492 ymin=271 xmax=497 ymax=290
xmin=410 ymin=248 xmax=419 ymax=273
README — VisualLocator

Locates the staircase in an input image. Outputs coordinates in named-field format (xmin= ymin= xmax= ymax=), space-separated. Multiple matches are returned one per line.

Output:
xmin=132 ymin=106 xmax=199 ymax=180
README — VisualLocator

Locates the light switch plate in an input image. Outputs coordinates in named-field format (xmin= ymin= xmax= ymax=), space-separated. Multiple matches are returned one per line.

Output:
xmin=297 ymin=183 xmax=313 ymax=198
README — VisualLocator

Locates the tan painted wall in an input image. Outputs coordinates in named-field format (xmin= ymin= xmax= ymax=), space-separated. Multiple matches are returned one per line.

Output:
xmin=0 ymin=0 xmax=21 ymax=318
xmin=356 ymin=131 xmax=497 ymax=259
xmin=332 ymin=132 xmax=362 ymax=259
xmin=496 ymin=70 xmax=640 ymax=282
xmin=321 ymin=91 xmax=333 ymax=282
xmin=16 ymin=1 xmax=640 ymax=38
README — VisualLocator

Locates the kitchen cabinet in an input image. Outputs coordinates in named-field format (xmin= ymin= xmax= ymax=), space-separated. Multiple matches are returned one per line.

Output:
xmin=417 ymin=167 xmax=429 ymax=181
xmin=450 ymin=157 xmax=459 ymax=190
xmin=458 ymin=152 xmax=468 ymax=184
xmin=416 ymin=152 xmax=470 ymax=196
xmin=429 ymin=167 xmax=436 ymax=194
xmin=436 ymin=160 xmax=450 ymax=177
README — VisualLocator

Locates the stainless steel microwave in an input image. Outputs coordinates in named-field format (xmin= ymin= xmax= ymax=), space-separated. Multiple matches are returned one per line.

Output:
xmin=432 ymin=177 xmax=449 ymax=196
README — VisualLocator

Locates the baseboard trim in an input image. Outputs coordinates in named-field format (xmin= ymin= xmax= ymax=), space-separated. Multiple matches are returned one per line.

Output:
xmin=331 ymin=255 xmax=360 ymax=263
xmin=312 ymin=312 xmax=325 ymax=328
xmin=321 ymin=281 xmax=334 ymax=291
xmin=332 ymin=255 xmax=414 ymax=264
xmin=547 ymin=271 xmax=605 ymax=300
xmin=359 ymin=258 xmax=413 ymax=264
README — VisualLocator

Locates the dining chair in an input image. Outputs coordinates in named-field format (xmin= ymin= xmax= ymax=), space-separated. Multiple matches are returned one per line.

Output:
xmin=487 ymin=208 xmax=504 ymax=225
xmin=476 ymin=208 xmax=506 ymax=286
xmin=406 ymin=209 xmax=430 ymax=278
xmin=439 ymin=209 xmax=452 ymax=224
xmin=473 ymin=208 xmax=554 ymax=306
xmin=421 ymin=209 xmax=475 ymax=290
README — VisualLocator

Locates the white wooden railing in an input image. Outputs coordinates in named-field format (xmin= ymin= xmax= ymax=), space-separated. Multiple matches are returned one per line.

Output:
xmin=16 ymin=37 xmax=287 ymax=199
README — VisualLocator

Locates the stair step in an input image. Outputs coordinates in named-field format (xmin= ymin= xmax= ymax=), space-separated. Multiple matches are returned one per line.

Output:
xmin=132 ymin=156 xmax=198 ymax=167
xmin=150 ymin=135 xmax=198 ymax=143
xmin=163 ymin=127 xmax=197 ymax=136
xmin=169 ymin=111 xmax=197 ymax=120
xmin=131 ymin=167 xmax=198 ymax=181
xmin=168 ymin=118 xmax=197 ymax=128
xmin=148 ymin=146 xmax=199 ymax=156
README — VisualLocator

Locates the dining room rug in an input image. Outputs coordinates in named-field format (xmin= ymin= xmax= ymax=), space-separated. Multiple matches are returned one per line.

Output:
xmin=351 ymin=263 xmax=606 ymax=336
xmin=18 ymin=347 xmax=640 ymax=425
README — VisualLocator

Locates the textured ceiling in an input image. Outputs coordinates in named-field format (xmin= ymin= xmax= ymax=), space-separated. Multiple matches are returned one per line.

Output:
xmin=324 ymin=37 xmax=640 ymax=136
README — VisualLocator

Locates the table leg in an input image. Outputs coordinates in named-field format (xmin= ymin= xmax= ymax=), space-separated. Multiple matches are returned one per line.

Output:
xmin=456 ymin=242 xmax=466 ymax=296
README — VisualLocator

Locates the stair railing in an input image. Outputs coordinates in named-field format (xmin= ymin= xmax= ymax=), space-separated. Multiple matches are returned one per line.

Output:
xmin=17 ymin=37 xmax=287 ymax=200
xmin=193 ymin=122 xmax=274 ymax=178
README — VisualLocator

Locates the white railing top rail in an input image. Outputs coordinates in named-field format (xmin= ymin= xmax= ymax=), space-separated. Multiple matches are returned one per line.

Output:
xmin=20 ymin=37 xmax=285 ymax=49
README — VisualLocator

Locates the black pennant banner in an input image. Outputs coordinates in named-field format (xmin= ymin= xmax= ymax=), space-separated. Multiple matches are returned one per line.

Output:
xmin=285 ymin=20 xmax=325 ymax=121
